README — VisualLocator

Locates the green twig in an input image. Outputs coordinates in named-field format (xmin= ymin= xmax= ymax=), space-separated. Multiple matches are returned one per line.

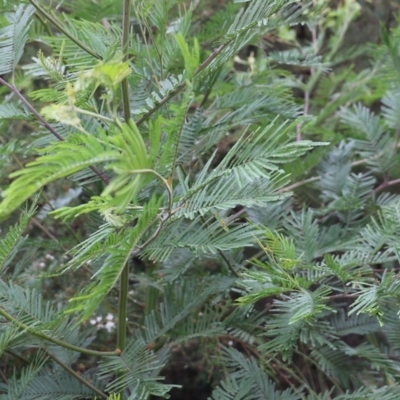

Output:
xmin=199 ymin=215 xmax=239 ymax=277
xmin=46 ymin=351 xmax=108 ymax=399
xmin=218 ymin=249 xmax=239 ymax=277
xmin=0 ymin=306 xmax=118 ymax=357
xmin=121 ymin=0 xmax=132 ymax=123
xmin=28 ymin=0 xmax=102 ymax=60
xmin=128 ymin=168 xmax=172 ymax=210
xmin=33 ymin=9 xmax=52 ymax=36
xmin=135 ymin=43 xmax=227 ymax=127
xmin=278 ymin=141 xmax=400 ymax=194
xmin=116 ymin=0 xmax=133 ymax=358
xmin=117 ymin=262 xmax=129 ymax=352
xmin=75 ymin=107 xmax=115 ymax=125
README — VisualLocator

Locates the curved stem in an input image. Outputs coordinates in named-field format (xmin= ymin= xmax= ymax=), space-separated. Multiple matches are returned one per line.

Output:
xmin=0 ymin=306 xmax=118 ymax=357
xmin=28 ymin=0 xmax=102 ymax=60
xmin=131 ymin=212 xmax=170 ymax=257
xmin=0 ymin=77 xmax=109 ymax=185
xmin=75 ymin=108 xmax=114 ymax=125
xmin=129 ymin=168 xmax=172 ymax=211
xmin=46 ymin=351 xmax=107 ymax=399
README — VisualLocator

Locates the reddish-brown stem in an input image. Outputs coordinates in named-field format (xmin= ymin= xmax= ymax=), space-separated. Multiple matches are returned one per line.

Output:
xmin=0 ymin=77 xmax=109 ymax=185
xmin=375 ymin=177 xmax=400 ymax=193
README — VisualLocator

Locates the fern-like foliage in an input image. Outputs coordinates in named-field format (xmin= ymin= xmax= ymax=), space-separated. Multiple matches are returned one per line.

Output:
xmin=209 ymin=347 xmax=299 ymax=400
xmin=0 ymin=4 xmax=35 ymax=75
xmin=0 ymin=205 xmax=35 ymax=275
xmin=2 ymin=0 xmax=400 ymax=399
xmin=99 ymin=340 xmax=175 ymax=399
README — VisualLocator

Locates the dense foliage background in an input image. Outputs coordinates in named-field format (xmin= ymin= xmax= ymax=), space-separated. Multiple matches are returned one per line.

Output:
xmin=2 ymin=0 xmax=400 ymax=399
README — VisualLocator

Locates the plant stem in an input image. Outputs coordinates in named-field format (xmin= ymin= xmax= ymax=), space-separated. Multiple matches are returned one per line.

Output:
xmin=0 ymin=77 xmax=62 ymax=141
xmin=117 ymin=261 xmax=129 ymax=352
xmin=5 ymin=349 xmax=30 ymax=364
xmin=46 ymin=351 xmax=108 ymax=399
xmin=121 ymin=0 xmax=132 ymax=123
xmin=135 ymin=43 xmax=227 ymax=127
xmin=75 ymin=107 xmax=115 ymax=124
xmin=278 ymin=176 xmax=320 ymax=193
xmin=33 ymin=10 xmax=52 ymax=36
xmin=375 ymin=177 xmax=400 ymax=192
xmin=218 ymin=249 xmax=239 ymax=277
xmin=130 ymin=168 xmax=172 ymax=210
xmin=278 ymin=143 xmax=400 ymax=194
xmin=199 ymin=215 xmax=239 ymax=277
xmin=30 ymin=216 xmax=61 ymax=244
xmin=0 ymin=306 xmax=118 ymax=357
xmin=28 ymin=0 xmax=102 ymax=60
xmin=116 ymin=0 xmax=132 ymax=356
xmin=0 ymin=77 xmax=109 ymax=185
xmin=296 ymin=25 xmax=317 ymax=141
xmin=131 ymin=212 xmax=170 ymax=257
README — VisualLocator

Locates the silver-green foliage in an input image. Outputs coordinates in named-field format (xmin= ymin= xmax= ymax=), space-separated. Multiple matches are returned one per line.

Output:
xmin=1 ymin=0 xmax=400 ymax=399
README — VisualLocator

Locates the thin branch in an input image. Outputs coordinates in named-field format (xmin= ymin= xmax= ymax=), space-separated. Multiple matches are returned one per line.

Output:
xmin=199 ymin=214 xmax=239 ymax=277
xmin=296 ymin=90 xmax=310 ymax=141
xmin=0 ymin=368 xmax=7 ymax=385
xmin=128 ymin=168 xmax=172 ymax=210
xmin=218 ymin=249 xmax=239 ymax=277
xmin=198 ymin=66 xmax=222 ymax=109
xmin=117 ymin=261 xmax=129 ymax=353
xmin=5 ymin=349 xmax=30 ymax=364
xmin=127 ymin=168 xmax=174 ymax=259
xmin=30 ymin=217 xmax=61 ymax=244
xmin=135 ymin=44 xmax=227 ymax=127
xmin=375 ymin=177 xmax=400 ymax=193
xmin=0 ymin=78 xmax=62 ymax=141
xmin=38 ymin=191 xmax=82 ymax=244
xmin=278 ymin=176 xmax=320 ymax=193
xmin=278 ymin=144 xmax=400 ymax=194
xmin=135 ymin=80 xmax=185 ymax=127
xmin=117 ymin=0 xmax=132 ymax=357
xmin=131 ymin=212 xmax=171 ymax=257
xmin=46 ymin=351 xmax=107 ymax=399
xmin=328 ymin=293 xmax=358 ymax=299
xmin=296 ymin=26 xmax=317 ymax=141
xmin=225 ymin=208 xmax=247 ymax=225
xmin=32 ymin=9 xmax=52 ymax=36
xmin=293 ymin=349 xmax=344 ymax=394
xmin=0 ymin=77 xmax=110 ymax=185
xmin=75 ymin=108 xmax=114 ymax=124
xmin=28 ymin=0 xmax=102 ymax=60
xmin=0 ymin=306 xmax=118 ymax=357
xmin=120 ymin=0 xmax=131 ymax=123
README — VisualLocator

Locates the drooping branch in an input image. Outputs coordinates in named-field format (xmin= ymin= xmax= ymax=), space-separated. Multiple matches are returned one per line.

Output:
xmin=28 ymin=0 xmax=102 ymax=60
xmin=0 ymin=306 xmax=118 ymax=357
xmin=0 ymin=77 xmax=110 ymax=185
